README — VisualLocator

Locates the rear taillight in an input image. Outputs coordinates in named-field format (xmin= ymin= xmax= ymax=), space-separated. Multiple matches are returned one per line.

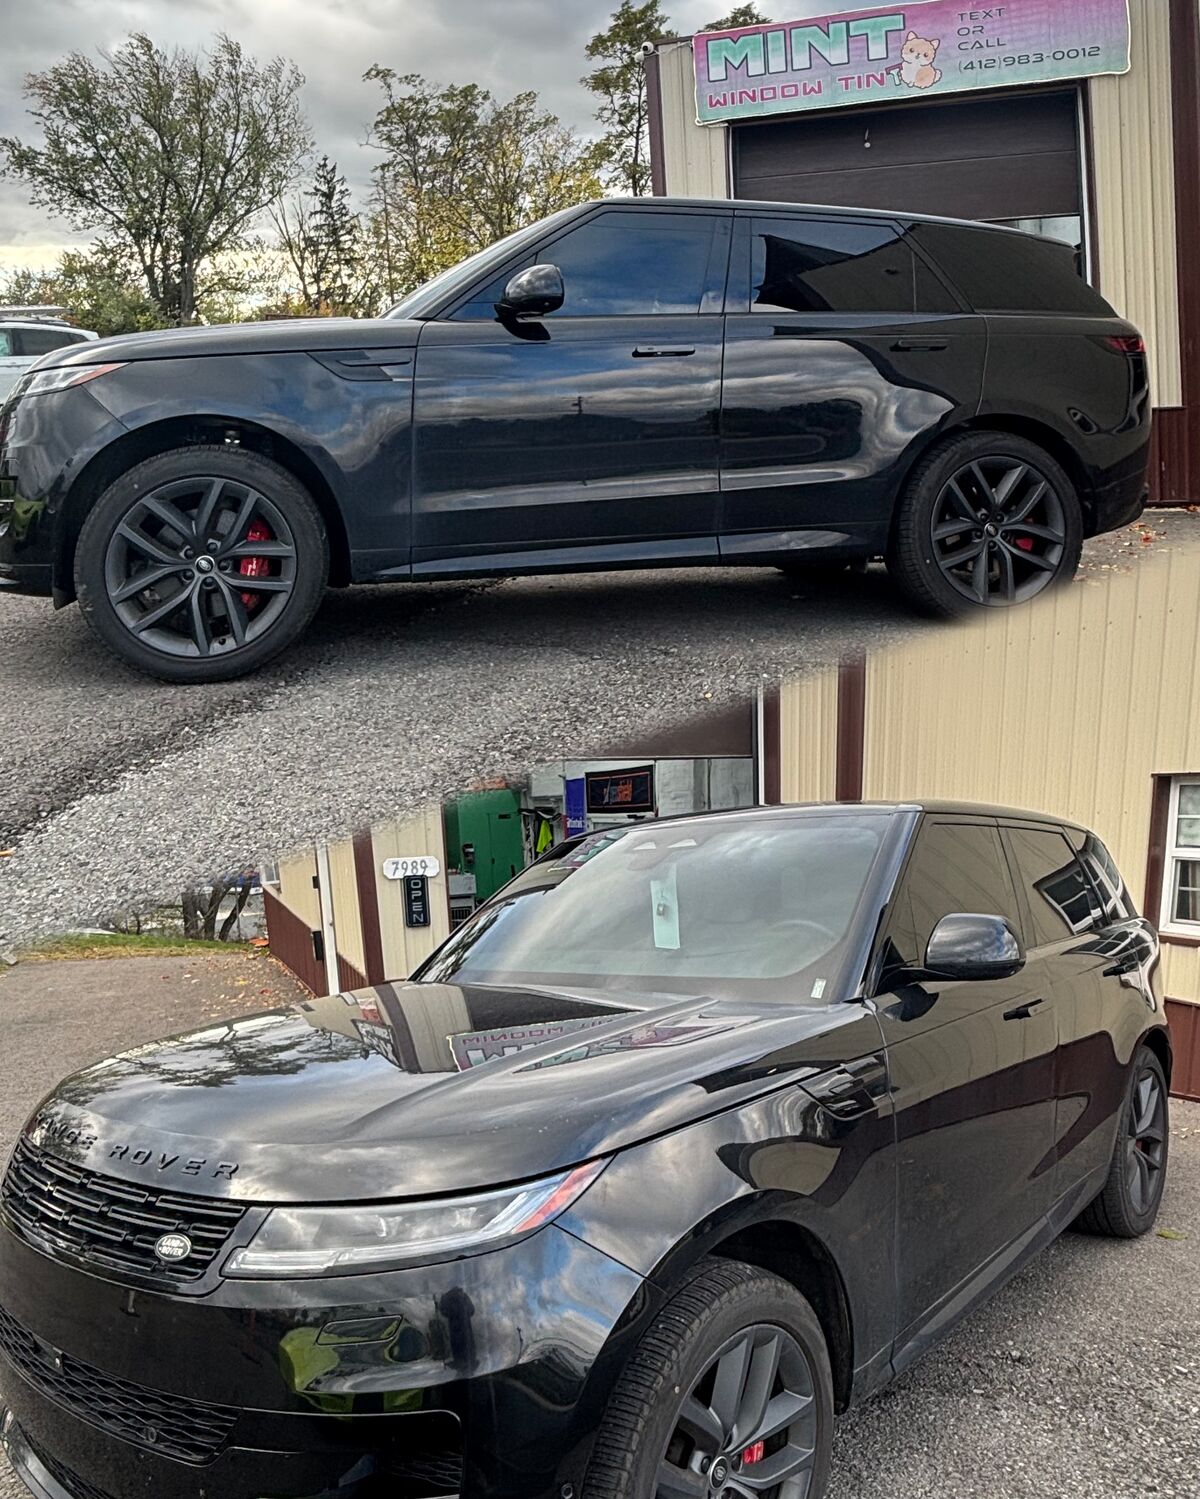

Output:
xmin=1106 ymin=334 xmax=1146 ymax=356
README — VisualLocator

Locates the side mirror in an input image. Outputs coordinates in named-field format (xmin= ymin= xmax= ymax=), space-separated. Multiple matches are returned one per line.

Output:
xmin=923 ymin=913 xmax=1025 ymax=983
xmin=496 ymin=264 xmax=564 ymax=321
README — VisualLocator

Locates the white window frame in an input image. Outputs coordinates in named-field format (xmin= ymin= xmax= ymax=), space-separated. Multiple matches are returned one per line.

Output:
xmin=1160 ymin=776 xmax=1200 ymax=938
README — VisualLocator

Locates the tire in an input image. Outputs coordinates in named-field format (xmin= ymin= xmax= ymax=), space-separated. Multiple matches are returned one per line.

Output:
xmin=887 ymin=431 xmax=1083 ymax=618
xmin=74 ymin=446 xmax=330 ymax=684
xmin=1075 ymin=1044 xmax=1170 ymax=1238
xmin=583 ymin=1258 xmax=835 ymax=1499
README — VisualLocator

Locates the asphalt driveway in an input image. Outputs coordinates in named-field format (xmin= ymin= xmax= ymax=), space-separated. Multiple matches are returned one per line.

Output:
xmin=2 ymin=511 xmax=1198 ymax=954
xmin=0 ymin=955 xmax=1196 ymax=1499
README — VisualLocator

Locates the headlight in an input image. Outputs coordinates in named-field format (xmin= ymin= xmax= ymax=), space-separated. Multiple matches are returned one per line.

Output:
xmin=21 ymin=363 xmax=126 ymax=397
xmin=223 ymin=1158 xmax=608 ymax=1278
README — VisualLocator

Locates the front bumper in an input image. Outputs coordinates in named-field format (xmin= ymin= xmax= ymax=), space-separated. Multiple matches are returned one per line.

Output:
xmin=0 ymin=1220 xmax=651 ymax=1499
xmin=0 ymin=387 xmax=129 ymax=603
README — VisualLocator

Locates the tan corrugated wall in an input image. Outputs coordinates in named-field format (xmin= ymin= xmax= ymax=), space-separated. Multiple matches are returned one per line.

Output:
xmin=1082 ymin=1 xmax=1183 ymax=406
xmin=372 ymin=807 xmax=452 ymax=981
xmin=779 ymin=550 xmax=1200 ymax=1005
xmin=658 ymin=39 xmax=729 ymax=196
xmin=780 ymin=669 xmax=840 ymax=804
xmin=276 ymin=849 xmax=320 ymax=928
xmin=326 ymin=837 xmax=366 ymax=980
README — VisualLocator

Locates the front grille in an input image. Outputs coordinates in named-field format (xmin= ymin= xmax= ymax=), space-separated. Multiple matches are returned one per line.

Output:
xmin=0 ymin=1302 xmax=237 ymax=1464
xmin=27 ymin=1436 xmax=115 ymax=1499
xmin=1 ymin=1136 xmax=246 ymax=1284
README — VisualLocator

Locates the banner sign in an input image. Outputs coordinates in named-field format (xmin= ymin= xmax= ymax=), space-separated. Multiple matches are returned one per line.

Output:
xmin=694 ymin=2 xmax=1132 ymax=124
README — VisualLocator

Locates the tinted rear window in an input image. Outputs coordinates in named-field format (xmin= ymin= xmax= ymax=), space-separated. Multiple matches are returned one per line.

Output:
xmin=911 ymin=223 xmax=1114 ymax=315
xmin=748 ymin=217 xmax=958 ymax=316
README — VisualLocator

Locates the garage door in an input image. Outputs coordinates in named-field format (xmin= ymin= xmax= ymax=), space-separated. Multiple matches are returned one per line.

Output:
xmin=732 ymin=88 xmax=1081 ymax=224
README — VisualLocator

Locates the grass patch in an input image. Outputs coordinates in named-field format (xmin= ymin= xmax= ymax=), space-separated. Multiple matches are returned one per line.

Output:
xmin=17 ymin=932 xmax=253 ymax=963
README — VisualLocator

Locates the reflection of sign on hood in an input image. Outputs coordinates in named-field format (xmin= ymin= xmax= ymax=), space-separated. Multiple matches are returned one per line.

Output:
xmin=449 ymin=1018 xmax=613 ymax=1071
xmin=694 ymin=1 xmax=1132 ymax=124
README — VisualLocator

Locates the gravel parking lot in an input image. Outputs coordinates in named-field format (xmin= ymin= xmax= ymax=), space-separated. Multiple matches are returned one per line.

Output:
xmin=2 ymin=511 xmax=1198 ymax=954
xmin=0 ymin=955 xmax=1196 ymax=1499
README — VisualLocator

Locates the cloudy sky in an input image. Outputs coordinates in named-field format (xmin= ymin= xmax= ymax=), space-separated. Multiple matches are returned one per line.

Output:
xmin=0 ymin=0 xmax=805 ymax=271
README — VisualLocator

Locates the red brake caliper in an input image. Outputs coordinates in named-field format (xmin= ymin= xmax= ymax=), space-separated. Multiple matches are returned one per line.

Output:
xmin=742 ymin=1441 xmax=766 ymax=1466
xmin=239 ymin=521 xmax=272 ymax=608
xmin=1014 ymin=536 xmax=1035 ymax=553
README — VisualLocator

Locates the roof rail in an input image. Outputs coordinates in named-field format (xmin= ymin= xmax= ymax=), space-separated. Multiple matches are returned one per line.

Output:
xmin=0 ymin=305 xmax=74 ymax=324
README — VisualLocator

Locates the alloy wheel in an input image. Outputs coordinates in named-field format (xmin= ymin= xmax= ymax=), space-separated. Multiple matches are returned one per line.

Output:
xmin=930 ymin=458 xmax=1068 ymax=607
xmin=102 ymin=477 xmax=298 ymax=659
xmin=657 ymin=1324 xmax=818 ymax=1498
xmin=1127 ymin=1067 xmax=1167 ymax=1215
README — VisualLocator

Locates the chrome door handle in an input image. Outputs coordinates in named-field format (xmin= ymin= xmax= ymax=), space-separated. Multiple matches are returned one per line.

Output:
xmin=1004 ymin=998 xmax=1048 ymax=1021
xmin=632 ymin=346 xmax=697 ymax=358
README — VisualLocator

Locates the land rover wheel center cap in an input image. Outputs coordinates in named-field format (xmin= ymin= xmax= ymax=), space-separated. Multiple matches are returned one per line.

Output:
xmin=154 ymin=1232 xmax=192 ymax=1262
xmin=710 ymin=1458 xmax=729 ymax=1487
xmin=195 ymin=555 xmax=215 ymax=574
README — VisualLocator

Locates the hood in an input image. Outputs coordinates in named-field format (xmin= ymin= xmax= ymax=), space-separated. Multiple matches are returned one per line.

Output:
xmin=24 ymin=981 xmax=880 ymax=1204
xmin=36 ymin=316 xmax=424 ymax=367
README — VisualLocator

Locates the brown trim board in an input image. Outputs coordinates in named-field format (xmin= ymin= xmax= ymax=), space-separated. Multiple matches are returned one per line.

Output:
xmin=646 ymin=49 xmax=668 ymax=197
xmin=353 ymin=829 xmax=386 ymax=986
xmin=836 ymin=653 xmax=867 ymax=803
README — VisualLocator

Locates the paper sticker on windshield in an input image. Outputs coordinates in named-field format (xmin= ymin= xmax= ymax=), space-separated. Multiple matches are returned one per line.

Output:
xmin=651 ymin=868 xmax=681 ymax=951
xmin=811 ymin=979 xmax=827 ymax=1000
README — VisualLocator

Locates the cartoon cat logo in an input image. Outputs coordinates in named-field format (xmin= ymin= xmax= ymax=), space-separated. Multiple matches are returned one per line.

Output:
xmin=898 ymin=31 xmax=943 ymax=90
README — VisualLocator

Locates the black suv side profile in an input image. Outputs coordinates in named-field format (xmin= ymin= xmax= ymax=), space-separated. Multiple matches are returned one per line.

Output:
xmin=0 ymin=803 xmax=1170 ymax=1499
xmin=0 ymin=200 xmax=1151 ymax=682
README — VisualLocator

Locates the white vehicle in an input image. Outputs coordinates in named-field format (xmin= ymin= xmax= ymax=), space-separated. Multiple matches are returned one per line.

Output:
xmin=0 ymin=309 xmax=99 ymax=401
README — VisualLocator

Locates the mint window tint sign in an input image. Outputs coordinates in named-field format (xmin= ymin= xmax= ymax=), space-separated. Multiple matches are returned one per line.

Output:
xmin=694 ymin=1 xmax=1132 ymax=124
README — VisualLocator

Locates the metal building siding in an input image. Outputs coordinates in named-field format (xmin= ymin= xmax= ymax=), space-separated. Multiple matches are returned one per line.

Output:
xmin=1089 ymin=0 xmax=1183 ymax=407
xmin=777 ymin=550 xmax=1200 ymax=1014
xmin=276 ymin=849 xmax=321 ymax=929
xmin=780 ymin=668 xmax=840 ymax=804
xmin=371 ymin=807 xmax=452 ymax=982
xmin=326 ymin=836 xmax=367 ymax=985
xmin=658 ymin=39 xmax=729 ymax=196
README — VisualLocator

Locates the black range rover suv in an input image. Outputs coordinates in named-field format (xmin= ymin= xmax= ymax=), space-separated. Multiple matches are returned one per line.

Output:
xmin=0 ymin=803 xmax=1171 ymax=1499
xmin=0 ymin=200 xmax=1151 ymax=682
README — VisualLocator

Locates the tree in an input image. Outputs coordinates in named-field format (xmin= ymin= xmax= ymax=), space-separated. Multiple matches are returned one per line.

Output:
xmin=363 ymin=70 xmax=601 ymax=302
xmin=181 ymin=873 xmax=254 ymax=942
xmin=705 ymin=5 xmax=770 ymax=28
xmin=583 ymin=1 xmax=672 ymax=197
xmin=1 ymin=33 xmax=310 ymax=326
xmin=0 ymin=244 xmax=165 ymax=338
xmin=273 ymin=156 xmax=364 ymax=315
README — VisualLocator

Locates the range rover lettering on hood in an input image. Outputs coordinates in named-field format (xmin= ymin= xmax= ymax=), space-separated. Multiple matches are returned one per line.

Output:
xmin=29 ymin=1112 xmax=240 ymax=1180
xmin=20 ymin=980 xmax=883 ymax=1203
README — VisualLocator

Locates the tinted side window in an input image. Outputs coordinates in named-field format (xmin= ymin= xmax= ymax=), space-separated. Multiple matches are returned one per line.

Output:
xmin=538 ymin=211 xmax=724 ymax=317
xmin=899 ymin=822 xmax=1021 ymax=967
xmin=1005 ymin=827 xmax=1096 ymax=945
xmin=750 ymin=217 xmax=931 ymax=316
xmin=15 ymin=327 xmax=82 ymax=357
xmin=911 ymin=222 xmax=1115 ymax=315
xmin=452 ymin=255 xmax=535 ymax=322
xmin=1066 ymin=828 xmax=1135 ymax=924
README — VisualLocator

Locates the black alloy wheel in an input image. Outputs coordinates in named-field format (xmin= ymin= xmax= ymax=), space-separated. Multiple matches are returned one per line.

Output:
xmin=1125 ymin=1065 xmax=1168 ymax=1217
xmin=1075 ymin=1044 xmax=1170 ymax=1237
xmin=583 ymin=1259 xmax=834 ymax=1499
xmin=102 ymin=477 xmax=298 ymax=660
xmin=888 ymin=431 xmax=1083 ymax=618
xmin=930 ymin=457 xmax=1067 ymax=607
xmin=75 ymin=446 xmax=329 ymax=683
xmin=658 ymin=1324 xmax=819 ymax=1498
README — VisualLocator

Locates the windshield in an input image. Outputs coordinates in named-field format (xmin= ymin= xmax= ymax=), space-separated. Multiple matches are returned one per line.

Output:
xmin=385 ymin=206 xmax=583 ymax=321
xmin=418 ymin=813 xmax=893 ymax=1003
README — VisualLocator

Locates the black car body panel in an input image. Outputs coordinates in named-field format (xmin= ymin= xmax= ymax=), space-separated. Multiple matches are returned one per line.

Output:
xmin=0 ymin=200 xmax=1150 ymax=611
xmin=0 ymin=803 xmax=1169 ymax=1499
